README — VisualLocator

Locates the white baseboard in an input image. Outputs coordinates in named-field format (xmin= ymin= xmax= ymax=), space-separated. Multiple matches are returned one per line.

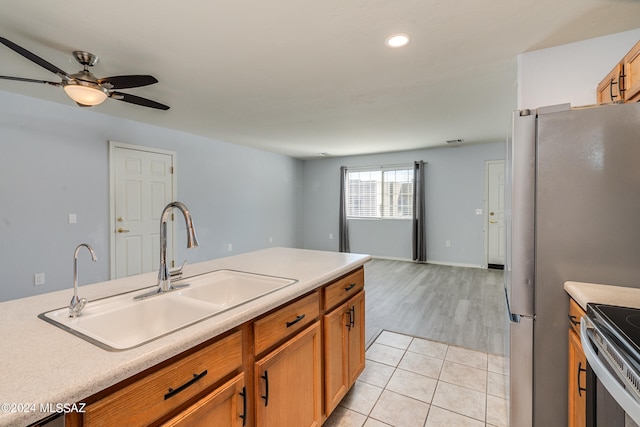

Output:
xmin=370 ymin=255 xmax=413 ymax=262
xmin=370 ymin=256 xmax=483 ymax=269
xmin=426 ymin=259 xmax=484 ymax=269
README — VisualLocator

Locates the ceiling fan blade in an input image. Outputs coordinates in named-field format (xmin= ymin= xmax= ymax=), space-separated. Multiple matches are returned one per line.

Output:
xmin=0 ymin=75 xmax=60 ymax=86
xmin=97 ymin=75 xmax=158 ymax=89
xmin=110 ymin=91 xmax=170 ymax=110
xmin=0 ymin=37 xmax=70 ymax=78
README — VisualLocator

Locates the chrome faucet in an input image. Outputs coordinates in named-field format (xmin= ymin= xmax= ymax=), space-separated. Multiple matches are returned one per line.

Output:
xmin=157 ymin=201 xmax=199 ymax=293
xmin=69 ymin=243 xmax=97 ymax=317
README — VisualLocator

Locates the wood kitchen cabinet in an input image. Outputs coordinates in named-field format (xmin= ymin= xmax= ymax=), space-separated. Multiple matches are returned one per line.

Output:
xmin=66 ymin=266 xmax=366 ymax=427
xmin=80 ymin=330 xmax=243 ymax=427
xmin=162 ymin=374 xmax=246 ymax=427
xmin=323 ymin=290 xmax=365 ymax=414
xmin=254 ymin=322 xmax=322 ymax=427
xmin=623 ymin=40 xmax=640 ymax=102
xmin=597 ymin=40 xmax=640 ymax=104
xmin=568 ymin=298 xmax=587 ymax=427
xmin=597 ymin=63 xmax=624 ymax=104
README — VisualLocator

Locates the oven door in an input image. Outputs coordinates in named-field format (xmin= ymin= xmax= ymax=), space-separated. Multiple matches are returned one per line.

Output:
xmin=581 ymin=317 xmax=640 ymax=426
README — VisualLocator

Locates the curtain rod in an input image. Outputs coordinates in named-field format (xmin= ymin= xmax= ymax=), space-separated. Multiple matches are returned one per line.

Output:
xmin=342 ymin=162 xmax=427 ymax=171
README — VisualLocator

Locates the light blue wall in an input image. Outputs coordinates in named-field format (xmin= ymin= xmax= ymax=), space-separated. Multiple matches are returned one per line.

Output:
xmin=0 ymin=90 xmax=304 ymax=301
xmin=302 ymin=143 xmax=506 ymax=266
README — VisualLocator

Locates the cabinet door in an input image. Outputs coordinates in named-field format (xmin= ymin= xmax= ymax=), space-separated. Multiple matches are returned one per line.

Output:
xmin=255 ymin=322 xmax=322 ymax=427
xmin=323 ymin=291 xmax=366 ymax=416
xmin=162 ymin=374 xmax=246 ymax=427
xmin=568 ymin=329 xmax=587 ymax=427
xmin=623 ymin=40 xmax=640 ymax=102
xmin=324 ymin=301 xmax=349 ymax=415
xmin=597 ymin=63 xmax=623 ymax=104
xmin=347 ymin=291 xmax=366 ymax=383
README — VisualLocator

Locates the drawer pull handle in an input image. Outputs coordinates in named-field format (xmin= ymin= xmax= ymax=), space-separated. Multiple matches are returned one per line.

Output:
xmin=239 ymin=386 xmax=247 ymax=426
xmin=578 ymin=362 xmax=587 ymax=397
xmin=261 ymin=370 xmax=269 ymax=407
xmin=164 ymin=370 xmax=208 ymax=400
xmin=568 ymin=315 xmax=580 ymax=327
xmin=286 ymin=314 xmax=306 ymax=328
xmin=345 ymin=283 xmax=357 ymax=292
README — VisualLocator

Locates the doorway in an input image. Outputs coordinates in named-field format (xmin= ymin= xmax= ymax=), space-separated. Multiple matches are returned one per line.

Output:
xmin=485 ymin=160 xmax=505 ymax=269
xmin=109 ymin=141 xmax=176 ymax=279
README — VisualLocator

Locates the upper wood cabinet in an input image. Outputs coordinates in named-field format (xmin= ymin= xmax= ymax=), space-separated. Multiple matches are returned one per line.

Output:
xmin=623 ymin=40 xmax=640 ymax=102
xmin=597 ymin=40 xmax=640 ymax=104
xmin=597 ymin=63 xmax=623 ymax=104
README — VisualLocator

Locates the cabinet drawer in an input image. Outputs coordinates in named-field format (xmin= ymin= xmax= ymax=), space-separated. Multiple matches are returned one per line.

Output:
xmin=254 ymin=291 xmax=319 ymax=355
xmin=83 ymin=330 xmax=243 ymax=427
xmin=569 ymin=298 xmax=586 ymax=337
xmin=324 ymin=268 xmax=364 ymax=311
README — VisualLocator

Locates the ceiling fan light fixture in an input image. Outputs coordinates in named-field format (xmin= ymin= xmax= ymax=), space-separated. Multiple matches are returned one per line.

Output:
xmin=385 ymin=34 xmax=410 ymax=48
xmin=63 ymin=81 xmax=108 ymax=106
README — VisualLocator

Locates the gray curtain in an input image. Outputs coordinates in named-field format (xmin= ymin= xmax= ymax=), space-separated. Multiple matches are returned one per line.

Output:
xmin=339 ymin=166 xmax=350 ymax=253
xmin=412 ymin=161 xmax=427 ymax=262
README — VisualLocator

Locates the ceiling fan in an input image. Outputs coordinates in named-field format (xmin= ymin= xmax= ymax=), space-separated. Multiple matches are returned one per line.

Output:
xmin=0 ymin=36 xmax=169 ymax=110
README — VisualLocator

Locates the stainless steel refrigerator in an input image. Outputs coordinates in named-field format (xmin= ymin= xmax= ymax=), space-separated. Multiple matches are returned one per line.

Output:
xmin=506 ymin=102 xmax=640 ymax=426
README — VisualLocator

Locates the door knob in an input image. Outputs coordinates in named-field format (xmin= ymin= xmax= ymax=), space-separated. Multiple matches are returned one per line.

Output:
xmin=117 ymin=228 xmax=130 ymax=233
xmin=117 ymin=216 xmax=124 ymax=222
xmin=489 ymin=212 xmax=495 ymax=216
xmin=490 ymin=220 xmax=498 ymax=224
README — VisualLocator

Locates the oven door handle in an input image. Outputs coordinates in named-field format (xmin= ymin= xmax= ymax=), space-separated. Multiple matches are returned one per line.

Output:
xmin=581 ymin=319 xmax=640 ymax=425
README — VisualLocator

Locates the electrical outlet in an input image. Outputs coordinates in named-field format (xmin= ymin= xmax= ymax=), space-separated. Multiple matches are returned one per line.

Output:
xmin=227 ymin=243 xmax=233 ymax=251
xmin=68 ymin=213 xmax=77 ymax=224
xmin=329 ymin=233 xmax=333 ymax=240
xmin=269 ymin=237 xmax=273 ymax=243
xmin=446 ymin=240 xmax=451 ymax=248
xmin=34 ymin=273 xmax=45 ymax=286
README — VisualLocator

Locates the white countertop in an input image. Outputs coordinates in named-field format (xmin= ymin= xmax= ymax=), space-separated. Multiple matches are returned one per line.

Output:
xmin=565 ymin=281 xmax=640 ymax=311
xmin=0 ymin=247 xmax=371 ymax=427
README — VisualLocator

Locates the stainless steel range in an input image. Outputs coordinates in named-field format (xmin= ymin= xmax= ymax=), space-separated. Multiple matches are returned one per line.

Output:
xmin=582 ymin=303 xmax=640 ymax=426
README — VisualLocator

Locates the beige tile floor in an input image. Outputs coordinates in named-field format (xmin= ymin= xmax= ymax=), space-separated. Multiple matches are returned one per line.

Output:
xmin=325 ymin=331 xmax=509 ymax=427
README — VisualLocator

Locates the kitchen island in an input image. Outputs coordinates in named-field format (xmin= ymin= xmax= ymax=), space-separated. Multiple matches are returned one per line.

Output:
xmin=0 ymin=247 xmax=370 ymax=427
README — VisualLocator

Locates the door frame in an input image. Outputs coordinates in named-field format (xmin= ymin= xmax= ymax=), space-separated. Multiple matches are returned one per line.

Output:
xmin=108 ymin=141 xmax=177 ymax=279
xmin=484 ymin=159 xmax=505 ymax=269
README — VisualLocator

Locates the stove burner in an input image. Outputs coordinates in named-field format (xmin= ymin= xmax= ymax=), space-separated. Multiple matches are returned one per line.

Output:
xmin=589 ymin=304 xmax=640 ymax=366
xmin=628 ymin=315 xmax=640 ymax=329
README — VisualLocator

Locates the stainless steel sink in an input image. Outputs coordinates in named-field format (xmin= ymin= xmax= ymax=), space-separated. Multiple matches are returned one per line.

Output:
xmin=40 ymin=270 xmax=296 ymax=351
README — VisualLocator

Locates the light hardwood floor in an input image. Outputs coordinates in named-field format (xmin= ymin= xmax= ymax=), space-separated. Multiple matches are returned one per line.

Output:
xmin=363 ymin=258 xmax=507 ymax=356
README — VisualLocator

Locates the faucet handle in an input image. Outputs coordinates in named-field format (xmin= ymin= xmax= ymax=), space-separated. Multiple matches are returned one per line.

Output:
xmin=69 ymin=296 xmax=87 ymax=318
xmin=169 ymin=260 xmax=187 ymax=278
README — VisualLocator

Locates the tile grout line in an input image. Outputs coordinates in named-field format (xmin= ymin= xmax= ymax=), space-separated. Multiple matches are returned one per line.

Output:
xmin=331 ymin=331 xmax=508 ymax=426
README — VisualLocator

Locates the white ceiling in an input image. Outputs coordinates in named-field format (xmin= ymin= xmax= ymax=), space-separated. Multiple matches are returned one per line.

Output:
xmin=1 ymin=1 xmax=640 ymax=159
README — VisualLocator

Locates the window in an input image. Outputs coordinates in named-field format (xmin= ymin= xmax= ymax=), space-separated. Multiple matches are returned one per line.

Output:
xmin=346 ymin=166 xmax=414 ymax=219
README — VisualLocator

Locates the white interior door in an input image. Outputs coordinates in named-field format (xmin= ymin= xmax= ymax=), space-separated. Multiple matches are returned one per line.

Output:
xmin=486 ymin=160 xmax=505 ymax=267
xmin=110 ymin=142 xmax=176 ymax=279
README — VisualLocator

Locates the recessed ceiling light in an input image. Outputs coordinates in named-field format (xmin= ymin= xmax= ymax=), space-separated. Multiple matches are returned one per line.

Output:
xmin=385 ymin=34 xmax=410 ymax=48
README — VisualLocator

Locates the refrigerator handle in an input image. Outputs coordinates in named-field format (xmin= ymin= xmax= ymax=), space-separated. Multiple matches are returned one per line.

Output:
xmin=508 ymin=111 xmax=536 ymax=317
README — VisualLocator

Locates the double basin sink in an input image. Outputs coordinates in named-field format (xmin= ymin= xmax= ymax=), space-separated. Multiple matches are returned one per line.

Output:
xmin=40 ymin=270 xmax=297 ymax=351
